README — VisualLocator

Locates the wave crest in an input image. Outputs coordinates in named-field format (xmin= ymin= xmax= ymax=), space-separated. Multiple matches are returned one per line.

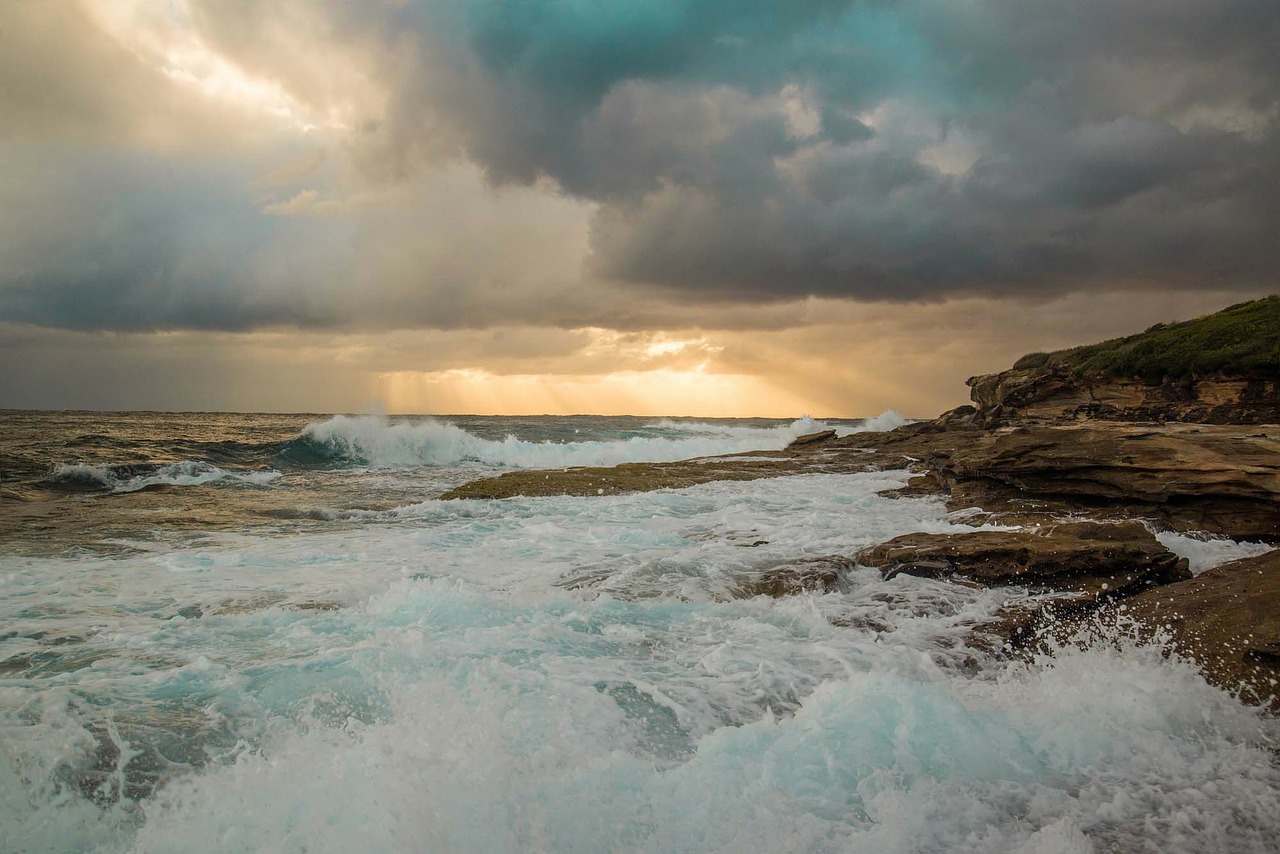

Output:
xmin=295 ymin=412 xmax=906 ymax=470
xmin=49 ymin=461 xmax=281 ymax=493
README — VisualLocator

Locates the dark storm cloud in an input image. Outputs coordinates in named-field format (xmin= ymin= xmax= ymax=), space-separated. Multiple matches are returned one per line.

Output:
xmin=298 ymin=0 xmax=1278 ymax=300
xmin=2 ymin=0 xmax=1278 ymax=334
xmin=590 ymin=118 xmax=1280 ymax=301
xmin=0 ymin=147 xmax=355 ymax=332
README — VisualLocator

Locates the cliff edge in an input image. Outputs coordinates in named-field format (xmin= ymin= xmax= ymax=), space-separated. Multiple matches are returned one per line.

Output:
xmin=963 ymin=296 xmax=1280 ymax=426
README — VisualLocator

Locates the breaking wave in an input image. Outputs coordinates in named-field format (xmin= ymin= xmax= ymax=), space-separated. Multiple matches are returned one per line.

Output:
xmin=851 ymin=410 xmax=911 ymax=434
xmin=643 ymin=410 xmax=910 ymax=439
xmin=1155 ymin=530 xmax=1276 ymax=576
xmin=292 ymin=412 xmax=907 ymax=470
xmin=49 ymin=461 xmax=281 ymax=494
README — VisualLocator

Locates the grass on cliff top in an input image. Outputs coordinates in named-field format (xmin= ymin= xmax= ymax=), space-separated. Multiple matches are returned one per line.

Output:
xmin=1013 ymin=296 xmax=1280 ymax=382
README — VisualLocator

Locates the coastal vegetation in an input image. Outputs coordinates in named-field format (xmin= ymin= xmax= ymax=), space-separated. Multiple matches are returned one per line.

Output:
xmin=1014 ymin=295 xmax=1280 ymax=382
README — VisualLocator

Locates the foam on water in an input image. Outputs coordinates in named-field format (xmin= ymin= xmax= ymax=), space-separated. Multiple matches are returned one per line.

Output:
xmin=50 ymin=462 xmax=281 ymax=494
xmin=641 ymin=410 xmax=909 ymax=439
xmin=3 ymin=472 xmax=1277 ymax=852
xmin=1155 ymin=530 xmax=1275 ymax=576
xmin=297 ymin=412 xmax=906 ymax=469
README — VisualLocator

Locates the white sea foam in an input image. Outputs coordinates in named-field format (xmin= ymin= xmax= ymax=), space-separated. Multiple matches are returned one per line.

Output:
xmin=300 ymin=412 xmax=905 ymax=470
xmin=641 ymin=417 xmax=820 ymax=435
xmin=843 ymin=409 xmax=911 ymax=435
xmin=50 ymin=461 xmax=281 ymax=493
xmin=1155 ymin=531 xmax=1275 ymax=575
xmin=643 ymin=410 xmax=911 ymax=439
xmin=4 ymin=472 xmax=1277 ymax=852
xmin=78 ymin=621 xmax=1280 ymax=853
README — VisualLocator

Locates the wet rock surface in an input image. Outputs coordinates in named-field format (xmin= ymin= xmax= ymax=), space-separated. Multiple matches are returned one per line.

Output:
xmin=439 ymin=446 xmax=874 ymax=500
xmin=440 ymin=418 xmax=1279 ymax=542
xmin=1117 ymin=549 xmax=1280 ymax=710
xmin=857 ymin=521 xmax=1191 ymax=596
xmin=732 ymin=556 xmax=856 ymax=599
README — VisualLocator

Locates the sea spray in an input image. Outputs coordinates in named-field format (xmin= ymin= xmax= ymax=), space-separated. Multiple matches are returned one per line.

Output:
xmin=294 ymin=412 xmax=907 ymax=469
xmin=119 ymin=627 xmax=1280 ymax=853
xmin=3 ymin=412 xmax=1278 ymax=853
xmin=1154 ymin=530 xmax=1275 ymax=576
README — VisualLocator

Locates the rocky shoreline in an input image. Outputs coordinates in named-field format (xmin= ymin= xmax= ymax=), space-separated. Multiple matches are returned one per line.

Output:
xmin=445 ymin=298 xmax=1280 ymax=709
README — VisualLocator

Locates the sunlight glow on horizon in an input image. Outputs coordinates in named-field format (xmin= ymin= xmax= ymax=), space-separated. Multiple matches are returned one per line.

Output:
xmin=376 ymin=367 xmax=820 ymax=417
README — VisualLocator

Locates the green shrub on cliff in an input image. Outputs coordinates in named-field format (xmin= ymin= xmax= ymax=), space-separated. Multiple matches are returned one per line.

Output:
xmin=1011 ymin=351 xmax=1052 ymax=371
xmin=1025 ymin=296 xmax=1280 ymax=383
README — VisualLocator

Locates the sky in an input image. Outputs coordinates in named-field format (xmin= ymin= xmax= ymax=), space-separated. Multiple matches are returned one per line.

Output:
xmin=1 ymin=0 xmax=1277 ymax=416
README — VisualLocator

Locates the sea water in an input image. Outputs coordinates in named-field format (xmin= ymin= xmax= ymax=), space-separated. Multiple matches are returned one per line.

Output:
xmin=1 ymin=411 xmax=1277 ymax=853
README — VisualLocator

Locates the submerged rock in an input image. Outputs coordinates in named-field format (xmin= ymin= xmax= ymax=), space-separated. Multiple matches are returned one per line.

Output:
xmin=733 ymin=556 xmax=856 ymax=598
xmin=289 ymin=600 xmax=342 ymax=611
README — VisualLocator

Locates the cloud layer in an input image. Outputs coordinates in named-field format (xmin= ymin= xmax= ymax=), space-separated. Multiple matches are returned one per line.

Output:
xmin=342 ymin=0 xmax=1280 ymax=301
xmin=2 ymin=0 xmax=1277 ymax=336
xmin=0 ymin=1 xmax=1277 ymax=416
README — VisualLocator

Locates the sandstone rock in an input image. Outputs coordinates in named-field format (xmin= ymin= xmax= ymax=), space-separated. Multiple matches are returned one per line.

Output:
xmin=966 ymin=365 xmax=1092 ymax=426
xmin=967 ymin=366 xmax=1280 ymax=427
xmin=1119 ymin=548 xmax=1280 ymax=710
xmin=440 ymin=442 xmax=880 ymax=500
xmin=857 ymin=521 xmax=1190 ymax=597
xmin=966 ymin=297 xmax=1280 ymax=426
xmin=929 ymin=424 xmax=1280 ymax=540
xmin=876 ymin=475 xmax=946 ymax=500
xmin=787 ymin=429 xmax=837 ymax=448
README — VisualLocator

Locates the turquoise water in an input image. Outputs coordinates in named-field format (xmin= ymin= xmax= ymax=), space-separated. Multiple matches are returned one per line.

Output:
xmin=1 ymin=412 xmax=1277 ymax=852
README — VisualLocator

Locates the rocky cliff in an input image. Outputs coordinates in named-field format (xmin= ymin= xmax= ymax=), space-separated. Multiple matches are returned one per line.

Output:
xmin=918 ymin=423 xmax=1280 ymax=540
xmin=963 ymin=296 xmax=1280 ymax=426
xmin=965 ymin=365 xmax=1280 ymax=426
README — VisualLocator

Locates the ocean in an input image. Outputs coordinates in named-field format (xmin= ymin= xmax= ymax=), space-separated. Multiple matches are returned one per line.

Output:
xmin=1 ymin=410 xmax=1277 ymax=853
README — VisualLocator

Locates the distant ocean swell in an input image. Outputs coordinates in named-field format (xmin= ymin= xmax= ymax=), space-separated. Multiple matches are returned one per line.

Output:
xmin=48 ymin=462 xmax=282 ymax=494
xmin=291 ymin=412 xmax=907 ymax=469
xmin=42 ymin=412 xmax=910 ymax=488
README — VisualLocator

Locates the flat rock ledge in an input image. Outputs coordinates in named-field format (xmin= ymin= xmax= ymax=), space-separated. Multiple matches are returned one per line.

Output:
xmin=441 ymin=420 xmax=1280 ymax=541
xmin=919 ymin=423 xmax=1280 ymax=540
xmin=438 ymin=445 xmax=875 ymax=500
xmin=855 ymin=521 xmax=1191 ymax=597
